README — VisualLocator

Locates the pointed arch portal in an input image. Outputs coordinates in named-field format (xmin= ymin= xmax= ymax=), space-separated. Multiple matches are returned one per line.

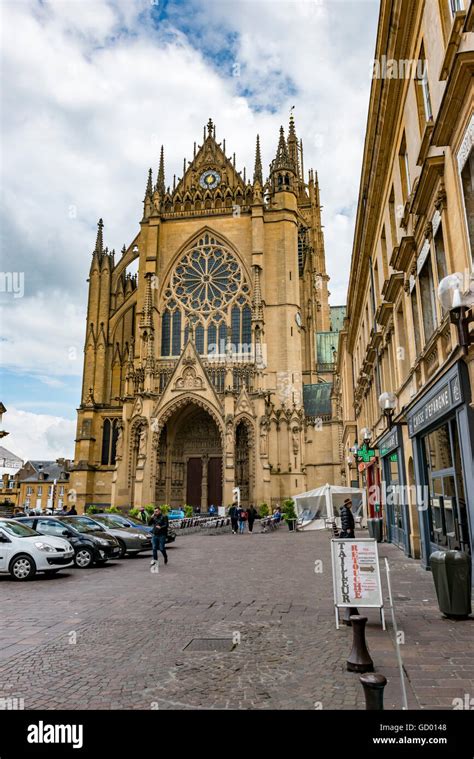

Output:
xmin=155 ymin=402 xmax=223 ymax=510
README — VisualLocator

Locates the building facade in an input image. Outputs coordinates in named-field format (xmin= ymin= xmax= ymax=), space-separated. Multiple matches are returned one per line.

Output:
xmin=338 ymin=0 xmax=474 ymax=568
xmin=71 ymin=118 xmax=343 ymax=513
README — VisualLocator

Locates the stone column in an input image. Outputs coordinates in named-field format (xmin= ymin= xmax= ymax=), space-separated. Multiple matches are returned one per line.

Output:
xmin=201 ymin=455 xmax=208 ymax=511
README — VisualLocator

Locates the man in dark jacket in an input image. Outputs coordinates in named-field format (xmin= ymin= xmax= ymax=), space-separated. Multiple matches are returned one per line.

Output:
xmin=148 ymin=507 xmax=169 ymax=566
xmin=339 ymin=498 xmax=355 ymax=539
xmin=247 ymin=505 xmax=257 ymax=533
xmin=229 ymin=504 xmax=239 ymax=534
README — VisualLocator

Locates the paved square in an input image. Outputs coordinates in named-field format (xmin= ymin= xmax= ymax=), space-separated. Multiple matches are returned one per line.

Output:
xmin=0 ymin=527 xmax=473 ymax=710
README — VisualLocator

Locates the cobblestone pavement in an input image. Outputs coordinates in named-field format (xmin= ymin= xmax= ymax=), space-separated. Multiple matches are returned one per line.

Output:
xmin=0 ymin=526 xmax=473 ymax=710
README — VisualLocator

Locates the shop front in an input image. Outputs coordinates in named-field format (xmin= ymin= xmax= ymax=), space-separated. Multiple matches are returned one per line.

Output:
xmin=407 ymin=362 xmax=474 ymax=570
xmin=376 ymin=425 xmax=410 ymax=555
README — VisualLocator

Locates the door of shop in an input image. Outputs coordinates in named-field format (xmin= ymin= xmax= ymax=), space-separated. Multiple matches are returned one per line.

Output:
xmin=383 ymin=454 xmax=406 ymax=549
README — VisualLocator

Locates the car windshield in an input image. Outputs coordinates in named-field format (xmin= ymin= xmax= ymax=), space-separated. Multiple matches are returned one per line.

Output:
xmin=0 ymin=520 xmax=38 ymax=538
xmin=92 ymin=515 xmax=124 ymax=528
xmin=61 ymin=517 xmax=104 ymax=534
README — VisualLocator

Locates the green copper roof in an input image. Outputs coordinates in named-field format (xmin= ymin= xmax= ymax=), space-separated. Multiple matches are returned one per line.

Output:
xmin=330 ymin=305 xmax=346 ymax=332
xmin=303 ymin=383 xmax=333 ymax=417
xmin=316 ymin=332 xmax=339 ymax=365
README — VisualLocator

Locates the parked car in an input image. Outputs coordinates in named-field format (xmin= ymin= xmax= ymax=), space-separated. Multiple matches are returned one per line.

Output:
xmin=93 ymin=512 xmax=177 ymax=544
xmin=72 ymin=515 xmax=152 ymax=558
xmin=0 ymin=518 xmax=74 ymax=580
xmin=16 ymin=516 xmax=120 ymax=568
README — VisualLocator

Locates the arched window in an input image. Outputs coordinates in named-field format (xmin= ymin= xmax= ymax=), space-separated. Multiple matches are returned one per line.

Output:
xmin=195 ymin=324 xmax=204 ymax=354
xmin=161 ymin=310 xmax=171 ymax=356
xmin=101 ymin=418 xmax=120 ymax=465
xmin=242 ymin=305 xmax=252 ymax=352
xmin=161 ymin=233 xmax=251 ymax=358
xmin=172 ymin=310 xmax=181 ymax=356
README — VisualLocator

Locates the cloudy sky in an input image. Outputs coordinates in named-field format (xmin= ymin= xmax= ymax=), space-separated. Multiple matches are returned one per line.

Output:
xmin=0 ymin=0 xmax=379 ymax=461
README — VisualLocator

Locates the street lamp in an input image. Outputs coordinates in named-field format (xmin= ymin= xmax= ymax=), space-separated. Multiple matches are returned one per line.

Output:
xmin=379 ymin=391 xmax=397 ymax=429
xmin=438 ymin=273 xmax=474 ymax=354
xmin=360 ymin=427 xmax=372 ymax=451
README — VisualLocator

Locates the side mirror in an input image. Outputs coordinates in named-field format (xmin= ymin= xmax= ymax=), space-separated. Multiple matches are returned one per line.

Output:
xmin=0 ymin=531 xmax=10 ymax=543
xmin=61 ymin=529 xmax=70 ymax=537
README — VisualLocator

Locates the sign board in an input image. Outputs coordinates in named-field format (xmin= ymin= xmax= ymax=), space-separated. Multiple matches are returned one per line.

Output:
xmin=331 ymin=538 xmax=385 ymax=629
xmin=407 ymin=364 xmax=463 ymax=437
xmin=356 ymin=448 xmax=375 ymax=462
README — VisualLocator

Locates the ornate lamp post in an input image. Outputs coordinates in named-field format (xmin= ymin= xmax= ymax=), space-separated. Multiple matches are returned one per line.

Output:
xmin=378 ymin=391 xmax=397 ymax=430
xmin=438 ymin=273 xmax=474 ymax=354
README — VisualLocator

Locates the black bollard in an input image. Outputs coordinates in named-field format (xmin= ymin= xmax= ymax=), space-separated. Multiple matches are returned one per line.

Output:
xmin=343 ymin=606 xmax=360 ymax=626
xmin=346 ymin=615 xmax=374 ymax=673
xmin=359 ymin=673 xmax=387 ymax=710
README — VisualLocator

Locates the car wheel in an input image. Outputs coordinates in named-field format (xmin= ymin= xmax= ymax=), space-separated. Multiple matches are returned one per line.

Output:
xmin=75 ymin=548 xmax=94 ymax=568
xmin=116 ymin=540 xmax=127 ymax=559
xmin=10 ymin=554 xmax=36 ymax=581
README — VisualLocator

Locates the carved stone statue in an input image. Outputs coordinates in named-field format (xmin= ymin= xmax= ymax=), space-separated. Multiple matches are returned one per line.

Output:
xmin=292 ymin=426 xmax=300 ymax=455
xmin=138 ymin=426 xmax=148 ymax=458
xmin=226 ymin=420 xmax=234 ymax=450
xmin=115 ymin=425 xmax=123 ymax=461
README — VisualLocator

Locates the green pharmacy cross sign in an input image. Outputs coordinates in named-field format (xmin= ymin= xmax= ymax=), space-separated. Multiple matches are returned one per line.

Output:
xmin=356 ymin=448 xmax=376 ymax=463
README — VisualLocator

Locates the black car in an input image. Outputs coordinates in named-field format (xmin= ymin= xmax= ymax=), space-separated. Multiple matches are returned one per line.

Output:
xmin=16 ymin=516 xmax=121 ymax=568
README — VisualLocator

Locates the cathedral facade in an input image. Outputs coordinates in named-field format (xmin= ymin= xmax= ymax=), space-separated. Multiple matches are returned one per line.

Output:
xmin=71 ymin=118 xmax=343 ymax=512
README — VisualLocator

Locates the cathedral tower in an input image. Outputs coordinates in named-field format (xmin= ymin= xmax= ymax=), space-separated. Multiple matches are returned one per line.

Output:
xmin=71 ymin=119 xmax=342 ymax=512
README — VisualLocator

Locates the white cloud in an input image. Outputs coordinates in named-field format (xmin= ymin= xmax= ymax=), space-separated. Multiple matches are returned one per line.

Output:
xmin=1 ymin=0 xmax=379 ymax=449
xmin=4 ymin=408 xmax=76 ymax=461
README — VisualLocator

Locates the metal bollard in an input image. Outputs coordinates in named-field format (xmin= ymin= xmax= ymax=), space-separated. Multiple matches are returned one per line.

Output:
xmin=359 ymin=673 xmax=387 ymax=710
xmin=346 ymin=615 xmax=374 ymax=673
xmin=343 ymin=606 xmax=359 ymax=626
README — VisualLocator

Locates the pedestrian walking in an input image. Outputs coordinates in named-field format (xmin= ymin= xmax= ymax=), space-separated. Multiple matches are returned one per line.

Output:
xmin=339 ymin=498 xmax=355 ymax=538
xmin=137 ymin=506 xmax=147 ymax=523
xmin=148 ymin=506 xmax=169 ymax=566
xmin=229 ymin=503 xmax=239 ymax=534
xmin=66 ymin=504 xmax=77 ymax=515
xmin=247 ymin=504 xmax=257 ymax=533
xmin=238 ymin=507 xmax=248 ymax=534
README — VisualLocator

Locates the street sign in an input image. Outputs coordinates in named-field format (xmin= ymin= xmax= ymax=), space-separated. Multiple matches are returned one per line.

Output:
xmin=330 ymin=538 xmax=385 ymax=629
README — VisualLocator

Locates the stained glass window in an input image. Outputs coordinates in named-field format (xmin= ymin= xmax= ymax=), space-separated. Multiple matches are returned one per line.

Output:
xmin=161 ymin=234 xmax=252 ymax=357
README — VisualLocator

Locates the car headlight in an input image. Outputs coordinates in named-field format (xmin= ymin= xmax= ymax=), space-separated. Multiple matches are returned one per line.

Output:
xmin=34 ymin=542 xmax=55 ymax=552
xmin=137 ymin=534 xmax=148 ymax=540
xmin=95 ymin=537 xmax=109 ymax=545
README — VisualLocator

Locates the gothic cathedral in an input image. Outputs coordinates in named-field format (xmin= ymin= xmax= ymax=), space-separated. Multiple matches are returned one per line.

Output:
xmin=71 ymin=117 xmax=344 ymax=512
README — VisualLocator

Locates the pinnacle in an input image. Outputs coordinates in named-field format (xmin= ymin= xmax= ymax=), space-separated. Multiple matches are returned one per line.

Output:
xmin=94 ymin=218 xmax=104 ymax=255
xmin=253 ymin=134 xmax=263 ymax=185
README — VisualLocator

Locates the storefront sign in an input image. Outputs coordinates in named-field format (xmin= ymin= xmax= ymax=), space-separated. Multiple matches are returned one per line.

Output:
xmin=331 ymin=538 xmax=385 ymax=629
xmin=378 ymin=426 xmax=399 ymax=456
xmin=407 ymin=366 xmax=464 ymax=437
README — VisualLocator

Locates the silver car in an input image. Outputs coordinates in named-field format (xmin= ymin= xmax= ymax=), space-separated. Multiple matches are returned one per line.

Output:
xmin=76 ymin=515 xmax=152 ymax=558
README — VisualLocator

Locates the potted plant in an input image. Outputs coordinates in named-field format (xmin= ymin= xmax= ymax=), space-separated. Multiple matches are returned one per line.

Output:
xmin=86 ymin=505 xmax=99 ymax=515
xmin=258 ymin=502 xmax=269 ymax=518
xmin=282 ymin=498 xmax=297 ymax=531
xmin=183 ymin=504 xmax=193 ymax=518
xmin=105 ymin=505 xmax=120 ymax=514
xmin=159 ymin=504 xmax=170 ymax=516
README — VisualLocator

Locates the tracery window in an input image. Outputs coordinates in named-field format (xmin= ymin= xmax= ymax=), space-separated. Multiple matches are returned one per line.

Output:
xmin=161 ymin=233 xmax=252 ymax=357
xmin=101 ymin=418 xmax=120 ymax=465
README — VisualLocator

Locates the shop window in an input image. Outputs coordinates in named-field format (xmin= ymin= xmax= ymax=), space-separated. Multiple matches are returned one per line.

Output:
xmin=460 ymin=150 xmax=474 ymax=264
xmin=419 ymin=257 xmax=437 ymax=343
xmin=423 ymin=421 xmax=469 ymax=551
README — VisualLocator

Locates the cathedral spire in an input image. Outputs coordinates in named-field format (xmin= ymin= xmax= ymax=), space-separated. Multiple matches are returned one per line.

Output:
xmin=287 ymin=111 xmax=299 ymax=176
xmin=145 ymin=168 xmax=153 ymax=199
xmin=253 ymin=134 xmax=263 ymax=186
xmin=156 ymin=146 xmax=165 ymax=195
xmin=94 ymin=218 xmax=104 ymax=255
xmin=272 ymin=126 xmax=291 ymax=172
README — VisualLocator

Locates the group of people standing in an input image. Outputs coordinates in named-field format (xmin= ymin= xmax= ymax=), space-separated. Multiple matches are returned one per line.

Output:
xmin=228 ymin=504 xmax=258 ymax=534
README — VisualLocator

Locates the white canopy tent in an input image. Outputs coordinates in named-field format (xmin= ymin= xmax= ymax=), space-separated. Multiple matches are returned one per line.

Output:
xmin=293 ymin=484 xmax=366 ymax=531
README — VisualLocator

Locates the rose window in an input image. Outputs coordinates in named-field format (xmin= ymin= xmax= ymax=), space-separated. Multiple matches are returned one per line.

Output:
xmin=161 ymin=234 xmax=251 ymax=357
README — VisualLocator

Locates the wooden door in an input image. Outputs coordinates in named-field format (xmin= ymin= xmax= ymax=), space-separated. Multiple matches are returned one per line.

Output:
xmin=186 ymin=457 xmax=202 ymax=508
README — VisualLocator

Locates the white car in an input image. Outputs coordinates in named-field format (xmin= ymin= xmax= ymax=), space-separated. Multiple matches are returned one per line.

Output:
xmin=0 ymin=518 xmax=74 ymax=580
